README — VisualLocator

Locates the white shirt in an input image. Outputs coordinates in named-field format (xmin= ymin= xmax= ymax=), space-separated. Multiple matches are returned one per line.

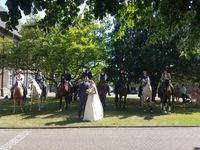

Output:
xmin=14 ymin=74 xmax=25 ymax=84
xmin=98 ymin=73 xmax=108 ymax=81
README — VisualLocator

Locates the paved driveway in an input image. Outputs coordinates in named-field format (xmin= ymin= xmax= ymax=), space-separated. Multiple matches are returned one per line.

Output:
xmin=0 ymin=127 xmax=200 ymax=150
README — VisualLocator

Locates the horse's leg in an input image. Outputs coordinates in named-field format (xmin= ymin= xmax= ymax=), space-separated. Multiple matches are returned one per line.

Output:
xmin=20 ymin=98 xmax=24 ymax=113
xmin=139 ymin=96 xmax=143 ymax=107
xmin=143 ymin=96 xmax=146 ymax=112
xmin=38 ymin=95 xmax=41 ymax=111
xmin=123 ymin=95 xmax=127 ymax=109
xmin=168 ymin=97 xmax=171 ymax=112
xmin=162 ymin=96 xmax=166 ymax=112
xmin=13 ymin=99 xmax=16 ymax=113
xmin=103 ymin=95 xmax=106 ymax=110
xmin=30 ymin=97 xmax=33 ymax=111
xmin=40 ymin=96 xmax=44 ymax=108
xmin=59 ymin=97 xmax=62 ymax=111
xmin=160 ymin=98 xmax=163 ymax=110
xmin=65 ymin=95 xmax=68 ymax=111
xmin=149 ymin=95 xmax=153 ymax=112
xmin=115 ymin=94 xmax=118 ymax=108
xmin=69 ymin=93 xmax=72 ymax=107
xmin=119 ymin=95 xmax=122 ymax=109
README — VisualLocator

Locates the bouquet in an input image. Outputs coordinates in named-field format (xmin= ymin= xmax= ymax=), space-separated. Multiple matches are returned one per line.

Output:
xmin=86 ymin=87 xmax=96 ymax=94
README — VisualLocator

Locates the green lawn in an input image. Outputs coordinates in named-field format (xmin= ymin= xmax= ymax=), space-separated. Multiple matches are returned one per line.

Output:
xmin=1 ymin=97 xmax=200 ymax=127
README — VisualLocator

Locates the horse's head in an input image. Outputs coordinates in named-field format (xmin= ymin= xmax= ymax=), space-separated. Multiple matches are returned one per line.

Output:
xmin=99 ymin=79 xmax=106 ymax=85
xmin=58 ymin=82 xmax=69 ymax=93
xmin=29 ymin=78 xmax=36 ymax=88
xmin=15 ymin=81 xmax=22 ymax=88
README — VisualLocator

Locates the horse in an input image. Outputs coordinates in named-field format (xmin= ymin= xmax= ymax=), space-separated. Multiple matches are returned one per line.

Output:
xmin=13 ymin=81 xmax=24 ymax=113
xmin=140 ymin=78 xmax=153 ymax=112
xmin=29 ymin=79 xmax=43 ymax=111
xmin=115 ymin=80 xmax=128 ymax=109
xmin=38 ymin=81 xmax=48 ymax=105
xmin=57 ymin=81 xmax=72 ymax=111
xmin=97 ymin=80 xmax=109 ymax=111
xmin=158 ymin=80 xmax=173 ymax=113
xmin=71 ymin=78 xmax=81 ymax=102
xmin=174 ymin=83 xmax=180 ymax=102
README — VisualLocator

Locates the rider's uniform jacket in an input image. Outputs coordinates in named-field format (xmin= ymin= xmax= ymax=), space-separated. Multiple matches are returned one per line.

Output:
xmin=140 ymin=75 xmax=150 ymax=87
xmin=99 ymin=73 xmax=107 ymax=81
xmin=35 ymin=74 xmax=44 ymax=83
xmin=61 ymin=73 xmax=71 ymax=82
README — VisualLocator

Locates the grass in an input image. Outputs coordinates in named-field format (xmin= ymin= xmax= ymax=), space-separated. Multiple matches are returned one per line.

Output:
xmin=1 ymin=96 xmax=200 ymax=127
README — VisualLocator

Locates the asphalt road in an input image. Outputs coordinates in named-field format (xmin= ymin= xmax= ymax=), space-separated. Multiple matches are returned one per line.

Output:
xmin=0 ymin=127 xmax=200 ymax=150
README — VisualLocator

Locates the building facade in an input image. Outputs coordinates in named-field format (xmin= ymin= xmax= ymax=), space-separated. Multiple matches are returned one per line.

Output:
xmin=0 ymin=5 xmax=33 ymax=98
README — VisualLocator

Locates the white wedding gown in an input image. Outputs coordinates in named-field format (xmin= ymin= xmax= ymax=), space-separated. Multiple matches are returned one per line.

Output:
xmin=83 ymin=83 xmax=104 ymax=121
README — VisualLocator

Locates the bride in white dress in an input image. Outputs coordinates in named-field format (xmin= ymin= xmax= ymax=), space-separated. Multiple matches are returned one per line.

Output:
xmin=83 ymin=80 xmax=104 ymax=121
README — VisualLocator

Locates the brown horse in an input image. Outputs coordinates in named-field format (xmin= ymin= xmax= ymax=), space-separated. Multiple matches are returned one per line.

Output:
xmin=158 ymin=80 xmax=172 ymax=113
xmin=57 ymin=82 xmax=72 ymax=111
xmin=97 ymin=80 xmax=109 ymax=111
xmin=115 ymin=80 xmax=128 ymax=109
xmin=13 ymin=81 xmax=24 ymax=113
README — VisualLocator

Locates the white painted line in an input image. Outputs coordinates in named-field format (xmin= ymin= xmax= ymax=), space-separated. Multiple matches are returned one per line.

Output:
xmin=0 ymin=130 xmax=31 ymax=150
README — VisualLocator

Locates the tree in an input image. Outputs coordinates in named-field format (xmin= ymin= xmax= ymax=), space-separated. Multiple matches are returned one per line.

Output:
xmin=6 ymin=16 xmax=112 ymax=85
xmin=0 ymin=0 xmax=126 ymax=30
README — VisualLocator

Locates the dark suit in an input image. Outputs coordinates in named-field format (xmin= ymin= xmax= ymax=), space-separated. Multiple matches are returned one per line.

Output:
xmin=78 ymin=81 xmax=89 ymax=118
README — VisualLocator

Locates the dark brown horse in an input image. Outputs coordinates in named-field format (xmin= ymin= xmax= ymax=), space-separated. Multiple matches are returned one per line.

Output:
xmin=158 ymin=80 xmax=172 ymax=113
xmin=57 ymin=82 xmax=72 ymax=111
xmin=115 ymin=80 xmax=128 ymax=109
xmin=72 ymin=78 xmax=81 ymax=102
xmin=97 ymin=80 xmax=109 ymax=111
xmin=13 ymin=81 xmax=24 ymax=113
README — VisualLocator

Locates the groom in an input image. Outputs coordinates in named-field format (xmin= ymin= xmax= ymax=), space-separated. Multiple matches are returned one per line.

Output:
xmin=78 ymin=74 xmax=89 ymax=119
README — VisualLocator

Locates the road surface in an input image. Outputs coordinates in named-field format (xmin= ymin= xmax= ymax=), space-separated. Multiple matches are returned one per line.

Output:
xmin=0 ymin=127 xmax=200 ymax=150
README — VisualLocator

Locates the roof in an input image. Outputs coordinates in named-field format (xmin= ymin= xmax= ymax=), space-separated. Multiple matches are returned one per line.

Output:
xmin=0 ymin=5 xmax=22 ymax=39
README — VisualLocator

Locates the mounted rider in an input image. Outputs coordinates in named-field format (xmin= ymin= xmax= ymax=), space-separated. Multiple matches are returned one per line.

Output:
xmin=119 ymin=69 xmax=128 ymax=83
xmin=84 ymin=67 xmax=93 ymax=80
xmin=160 ymin=69 xmax=174 ymax=89
xmin=138 ymin=70 xmax=151 ymax=97
xmin=115 ymin=68 xmax=129 ymax=92
xmin=35 ymin=70 xmax=47 ymax=94
xmin=60 ymin=67 xmax=73 ymax=88
xmin=98 ymin=68 xmax=108 ymax=82
xmin=160 ymin=68 xmax=174 ymax=97
xmin=10 ymin=69 xmax=27 ymax=99
xmin=98 ymin=68 xmax=111 ymax=96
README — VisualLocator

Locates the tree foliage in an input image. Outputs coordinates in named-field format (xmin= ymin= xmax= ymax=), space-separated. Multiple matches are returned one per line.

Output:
xmin=5 ymin=17 xmax=111 ymax=84
xmin=0 ymin=0 xmax=126 ymax=30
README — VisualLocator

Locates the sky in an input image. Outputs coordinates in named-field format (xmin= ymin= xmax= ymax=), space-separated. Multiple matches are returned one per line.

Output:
xmin=0 ymin=0 xmax=45 ymax=23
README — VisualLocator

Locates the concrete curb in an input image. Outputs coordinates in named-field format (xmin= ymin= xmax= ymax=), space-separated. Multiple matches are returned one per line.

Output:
xmin=1 ymin=125 xmax=200 ymax=129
